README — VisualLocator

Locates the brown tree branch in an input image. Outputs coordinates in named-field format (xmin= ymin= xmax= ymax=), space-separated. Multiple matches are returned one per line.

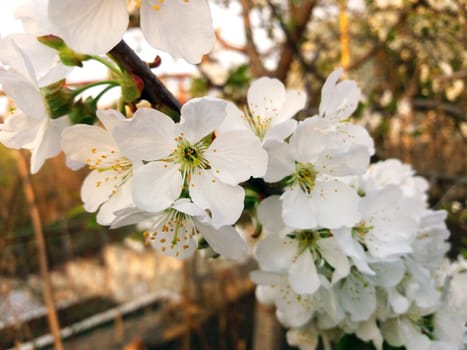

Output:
xmin=215 ymin=30 xmax=247 ymax=53
xmin=268 ymin=0 xmax=316 ymax=81
xmin=16 ymin=151 xmax=64 ymax=350
xmin=239 ymin=0 xmax=268 ymax=76
xmin=109 ymin=40 xmax=181 ymax=119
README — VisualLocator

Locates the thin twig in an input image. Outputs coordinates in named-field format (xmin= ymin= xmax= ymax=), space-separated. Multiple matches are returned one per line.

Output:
xmin=16 ymin=150 xmax=64 ymax=350
xmin=109 ymin=40 xmax=181 ymax=119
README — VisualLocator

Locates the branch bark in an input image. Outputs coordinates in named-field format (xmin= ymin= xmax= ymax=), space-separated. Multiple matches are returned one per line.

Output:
xmin=269 ymin=0 xmax=316 ymax=81
xmin=16 ymin=151 xmax=64 ymax=350
xmin=239 ymin=0 xmax=268 ymax=77
xmin=109 ymin=40 xmax=181 ymax=119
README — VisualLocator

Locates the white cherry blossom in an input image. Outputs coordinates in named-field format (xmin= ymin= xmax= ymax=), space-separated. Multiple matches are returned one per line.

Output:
xmin=47 ymin=0 xmax=215 ymax=63
xmin=318 ymin=68 xmax=375 ymax=155
xmin=319 ymin=68 xmax=361 ymax=122
xmin=333 ymin=185 xmax=418 ymax=266
xmin=0 ymin=39 xmax=69 ymax=173
xmin=111 ymin=198 xmax=248 ymax=261
xmin=219 ymin=77 xmax=306 ymax=144
xmin=113 ymin=98 xmax=267 ymax=228
xmin=61 ymin=110 xmax=137 ymax=225
xmin=255 ymin=196 xmax=350 ymax=295
xmin=264 ymin=117 xmax=369 ymax=229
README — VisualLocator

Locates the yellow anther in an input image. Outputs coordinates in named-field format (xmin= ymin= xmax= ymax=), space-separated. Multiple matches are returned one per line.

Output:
xmin=152 ymin=4 xmax=160 ymax=10
xmin=91 ymin=147 xmax=97 ymax=154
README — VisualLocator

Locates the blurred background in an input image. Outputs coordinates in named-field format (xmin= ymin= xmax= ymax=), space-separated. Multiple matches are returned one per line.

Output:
xmin=0 ymin=0 xmax=465 ymax=349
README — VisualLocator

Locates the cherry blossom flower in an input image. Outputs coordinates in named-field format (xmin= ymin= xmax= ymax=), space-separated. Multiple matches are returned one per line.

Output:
xmin=319 ymin=68 xmax=361 ymax=122
xmin=317 ymin=68 xmax=375 ymax=155
xmin=333 ymin=185 xmax=419 ymax=267
xmin=61 ymin=109 xmax=138 ymax=225
xmin=47 ymin=0 xmax=215 ymax=63
xmin=219 ymin=77 xmax=306 ymax=144
xmin=255 ymin=196 xmax=350 ymax=295
xmin=111 ymin=198 xmax=248 ymax=260
xmin=0 ymin=37 xmax=69 ymax=173
xmin=264 ymin=117 xmax=370 ymax=229
xmin=113 ymin=98 xmax=268 ymax=228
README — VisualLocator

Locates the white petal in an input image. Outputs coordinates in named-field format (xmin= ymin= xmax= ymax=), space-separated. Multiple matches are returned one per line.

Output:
xmin=256 ymin=195 xmax=289 ymax=238
xmin=356 ymin=318 xmax=383 ymax=350
xmin=369 ymin=261 xmax=405 ymax=287
xmin=337 ymin=273 xmax=376 ymax=322
xmin=289 ymin=118 xmax=331 ymax=162
xmin=150 ymin=216 xmax=197 ymax=259
xmin=205 ymin=131 xmax=267 ymax=185
xmin=140 ymin=0 xmax=214 ymax=63
xmin=286 ymin=327 xmax=319 ymax=350
xmin=61 ymin=124 xmax=116 ymax=162
xmin=179 ymin=97 xmax=227 ymax=143
xmin=48 ymin=0 xmax=128 ymax=54
xmin=332 ymin=227 xmax=374 ymax=275
xmin=96 ymin=178 xmax=133 ymax=226
xmin=247 ymin=77 xmax=285 ymax=123
xmin=30 ymin=115 xmax=69 ymax=173
xmin=196 ymin=221 xmax=248 ymax=261
xmin=289 ymin=250 xmax=320 ymax=295
xmin=312 ymin=180 xmax=361 ymax=229
xmin=111 ymin=207 xmax=156 ymax=229
xmin=276 ymin=89 xmax=306 ymax=124
xmin=336 ymin=123 xmax=375 ymax=155
xmin=319 ymin=68 xmax=361 ymax=121
xmin=81 ymin=169 xmax=124 ymax=213
xmin=0 ymin=70 xmax=46 ymax=120
xmin=96 ymin=109 xmax=126 ymax=132
xmin=315 ymin=145 xmax=370 ymax=177
xmin=0 ymin=111 xmax=41 ymax=149
xmin=263 ymin=119 xmax=297 ymax=144
xmin=387 ymin=288 xmax=410 ymax=314
xmin=282 ymin=187 xmax=319 ymax=229
xmin=172 ymin=198 xmax=207 ymax=218
xmin=0 ymin=34 xmax=69 ymax=86
xmin=263 ymin=140 xmax=295 ymax=182
xmin=113 ymin=107 xmax=177 ymax=161
xmin=217 ymin=101 xmax=250 ymax=133
xmin=132 ymin=161 xmax=182 ymax=212
xmin=317 ymin=237 xmax=350 ymax=284
xmin=190 ymin=169 xmax=244 ymax=228
xmin=255 ymin=234 xmax=297 ymax=271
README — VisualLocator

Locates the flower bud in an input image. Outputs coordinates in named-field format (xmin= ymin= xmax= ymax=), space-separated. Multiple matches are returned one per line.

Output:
xmin=37 ymin=35 xmax=88 ymax=67
xmin=68 ymin=97 xmax=97 ymax=125
xmin=119 ymin=72 xmax=143 ymax=103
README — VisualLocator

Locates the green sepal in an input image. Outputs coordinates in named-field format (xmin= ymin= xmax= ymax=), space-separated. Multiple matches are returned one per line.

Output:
xmin=40 ymin=79 xmax=74 ymax=119
xmin=68 ymin=97 xmax=98 ymax=125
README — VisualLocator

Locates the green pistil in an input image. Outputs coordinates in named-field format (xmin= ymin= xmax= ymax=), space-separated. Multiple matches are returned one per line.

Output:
xmin=289 ymin=162 xmax=317 ymax=194
xmin=173 ymin=139 xmax=210 ymax=177
xmin=294 ymin=230 xmax=319 ymax=255
xmin=352 ymin=221 xmax=373 ymax=239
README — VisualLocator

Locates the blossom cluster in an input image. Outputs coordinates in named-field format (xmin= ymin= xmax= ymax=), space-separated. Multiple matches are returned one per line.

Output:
xmin=0 ymin=1 xmax=465 ymax=349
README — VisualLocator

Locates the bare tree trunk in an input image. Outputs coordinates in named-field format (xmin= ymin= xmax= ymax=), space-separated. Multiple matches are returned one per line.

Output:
xmin=16 ymin=151 xmax=64 ymax=350
xmin=252 ymin=302 xmax=283 ymax=350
